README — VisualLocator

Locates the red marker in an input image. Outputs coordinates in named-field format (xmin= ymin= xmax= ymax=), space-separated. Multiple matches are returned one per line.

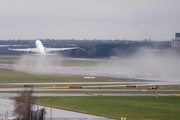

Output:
xmin=148 ymin=86 xmax=157 ymax=90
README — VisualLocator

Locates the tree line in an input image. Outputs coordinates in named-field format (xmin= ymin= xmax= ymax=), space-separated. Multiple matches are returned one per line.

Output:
xmin=0 ymin=40 xmax=172 ymax=58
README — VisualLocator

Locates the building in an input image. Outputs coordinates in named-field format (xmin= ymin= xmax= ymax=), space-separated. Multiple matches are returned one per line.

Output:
xmin=171 ymin=33 xmax=180 ymax=47
xmin=175 ymin=33 xmax=180 ymax=38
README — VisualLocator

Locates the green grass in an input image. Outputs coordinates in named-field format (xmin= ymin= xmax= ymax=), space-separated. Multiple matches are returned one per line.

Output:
xmin=0 ymin=68 xmax=179 ymax=88
xmin=3 ymin=90 xmax=180 ymax=95
xmin=0 ymin=56 xmax=19 ymax=60
xmin=22 ymin=96 xmax=180 ymax=120
xmin=0 ymin=69 xmax=142 ymax=83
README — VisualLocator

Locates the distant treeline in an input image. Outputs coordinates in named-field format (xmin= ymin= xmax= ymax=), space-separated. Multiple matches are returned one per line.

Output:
xmin=0 ymin=40 xmax=173 ymax=58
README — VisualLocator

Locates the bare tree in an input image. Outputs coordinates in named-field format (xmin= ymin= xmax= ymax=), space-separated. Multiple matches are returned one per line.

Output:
xmin=12 ymin=88 xmax=35 ymax=120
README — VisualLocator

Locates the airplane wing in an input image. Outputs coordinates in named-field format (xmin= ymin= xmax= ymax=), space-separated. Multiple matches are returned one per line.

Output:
xmin=8 ymin=48 xmax=38 ymax=53
xmin=45 ymin=47 xmax=80 ymax=52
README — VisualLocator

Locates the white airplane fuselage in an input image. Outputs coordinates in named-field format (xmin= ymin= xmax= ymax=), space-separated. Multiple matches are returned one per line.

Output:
xmin=35 ymin=40 xmax=46 ymax=55
xmin=8 ymin=39 xmax=82 ymax=55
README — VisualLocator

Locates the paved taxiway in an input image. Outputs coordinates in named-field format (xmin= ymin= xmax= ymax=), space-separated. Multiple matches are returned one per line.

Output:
xmin=0 ymin=88 xmax=180 ymax=92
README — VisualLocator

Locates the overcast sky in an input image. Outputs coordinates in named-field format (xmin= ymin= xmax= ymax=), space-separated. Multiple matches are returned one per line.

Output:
xmin=0 ymin=0 xmax=180 ymax=40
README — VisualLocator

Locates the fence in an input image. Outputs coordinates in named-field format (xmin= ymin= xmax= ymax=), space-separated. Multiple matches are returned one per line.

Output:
xmin=30 ymin=110 xmax=45 ymax=120
xmin=0 ymin=110 xmax=45 ymax=120
xmin=0 ymin=111 xmax=16 ymax=120
xmin=44 ymin=118 xmax=115 ymax=120
xmin=0 ymin=111 xmax=115 ymax=120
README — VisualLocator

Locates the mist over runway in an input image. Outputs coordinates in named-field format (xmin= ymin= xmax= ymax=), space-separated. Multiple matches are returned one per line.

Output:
xmin=1 ymin=54 xmax=180 ymax=86
xmin=0 ymin=63 xmax=175 ymax=81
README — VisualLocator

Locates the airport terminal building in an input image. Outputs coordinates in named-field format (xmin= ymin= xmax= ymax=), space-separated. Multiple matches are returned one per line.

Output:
xmin=171 ymin=33 xmax=180 ymax=47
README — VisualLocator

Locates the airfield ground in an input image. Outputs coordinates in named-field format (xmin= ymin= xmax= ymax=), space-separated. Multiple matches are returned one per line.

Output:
xmin=0 ymin=69 xmax=141 ymax=83
xmin=10 ymin=96 xmax=180 ymax=120
xmin=1 ymin=69 xmax=180 ymax=95
xmin=2 ymin=68 xmax=180 ymax=120
xmin=1 ymin=56 xmax=180 ymax=120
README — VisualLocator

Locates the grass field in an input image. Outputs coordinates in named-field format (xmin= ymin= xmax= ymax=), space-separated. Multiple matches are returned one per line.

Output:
xmin=3 ymin=90 xmax=180 ymax=95
xmin=0 ymin=56 xmax=19 ymax=60
xmin=17 ymin=96 xmax=179 ymax=120
xmin=0 ymin=69 xmax=132 ymax=83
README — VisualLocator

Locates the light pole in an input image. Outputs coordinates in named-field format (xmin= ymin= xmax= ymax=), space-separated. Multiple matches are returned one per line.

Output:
xmin=50 ymin=99 xmax=52 ymax=120
xmin=35 ymin=96 xmax=40 ymax=120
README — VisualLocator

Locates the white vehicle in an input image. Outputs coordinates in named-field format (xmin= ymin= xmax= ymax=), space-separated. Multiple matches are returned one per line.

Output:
xmin=8 ymin=40 xmax=83 ymax=55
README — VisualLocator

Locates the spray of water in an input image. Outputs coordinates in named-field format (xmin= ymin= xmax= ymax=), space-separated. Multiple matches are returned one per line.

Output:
xmin=14 ymin=54 xmax=63 ymax=75
xmin=13 ymin=48 xmax=180 ymax=83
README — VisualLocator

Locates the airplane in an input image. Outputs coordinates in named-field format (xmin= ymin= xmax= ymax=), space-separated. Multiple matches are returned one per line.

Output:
xmin=8 ymin=40 xmax=84 ymax=55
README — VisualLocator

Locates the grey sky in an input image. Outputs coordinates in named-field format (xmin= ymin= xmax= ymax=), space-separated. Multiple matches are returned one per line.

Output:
xmin=0 ymin=0 xmax=180 ymax=40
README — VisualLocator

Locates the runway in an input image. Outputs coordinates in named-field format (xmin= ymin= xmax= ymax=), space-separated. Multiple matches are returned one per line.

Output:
xmin=1 ymin=63 xmax=180 ymax=86
xmin=0 ymin=88 xmax=180 ymax=92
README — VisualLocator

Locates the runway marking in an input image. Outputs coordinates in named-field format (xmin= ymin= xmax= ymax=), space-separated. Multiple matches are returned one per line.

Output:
xmin=171 ymin=94 xmax=180 ymax=96
xmin=0 ymin=104 xmax=8 ymax=107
